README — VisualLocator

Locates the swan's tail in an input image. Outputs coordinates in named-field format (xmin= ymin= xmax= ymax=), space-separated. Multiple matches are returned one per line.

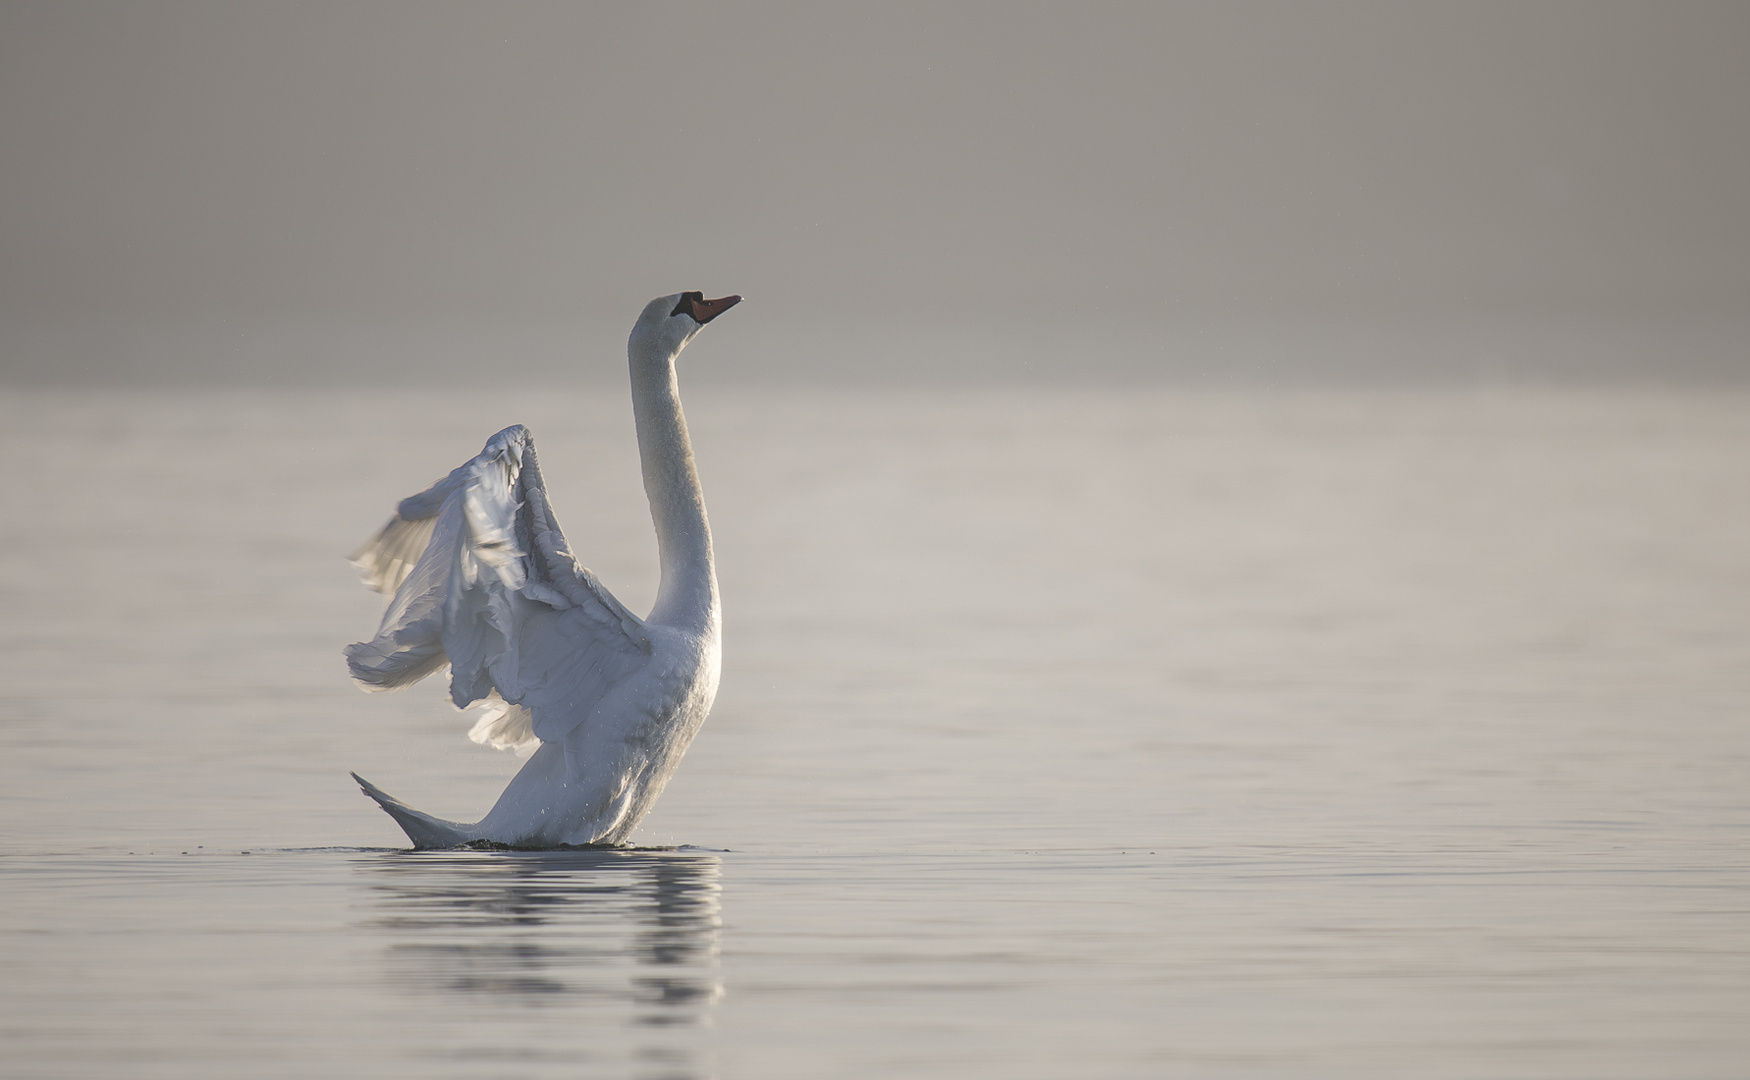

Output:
xmin=351 ymin=772 xmax=477 ymax=849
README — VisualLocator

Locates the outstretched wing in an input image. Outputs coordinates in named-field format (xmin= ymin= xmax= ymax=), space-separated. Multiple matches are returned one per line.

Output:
xmin=345 ymin=425 xmax=652 ymax=749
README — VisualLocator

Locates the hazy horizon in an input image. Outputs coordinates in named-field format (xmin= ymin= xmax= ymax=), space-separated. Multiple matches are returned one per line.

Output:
xmin=3 ymin=1 xmax=1748 ymax=384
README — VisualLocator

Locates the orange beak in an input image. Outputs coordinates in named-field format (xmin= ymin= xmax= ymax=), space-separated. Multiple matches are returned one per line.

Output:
xmin=689 ymin=294 xmax=742 ymax=324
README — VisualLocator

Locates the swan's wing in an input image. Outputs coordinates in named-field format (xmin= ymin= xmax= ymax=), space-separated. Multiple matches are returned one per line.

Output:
xmin=350 ymin=515 xmax=438 ymax=597
xmin=465 ymin=691 xmax=537 ymax=753
xmin=345 ymin=425 xmax=652 ymax=748
xmin=348 ymin=453 xmax=471 ymax=594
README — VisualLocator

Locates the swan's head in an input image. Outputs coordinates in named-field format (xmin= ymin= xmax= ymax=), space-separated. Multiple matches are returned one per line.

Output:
xmin=632 ymin=291 xmax=742 ymax=361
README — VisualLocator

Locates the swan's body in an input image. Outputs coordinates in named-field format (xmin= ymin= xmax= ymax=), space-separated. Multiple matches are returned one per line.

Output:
xmin=346 ymin=292 xmax=738 ymax=848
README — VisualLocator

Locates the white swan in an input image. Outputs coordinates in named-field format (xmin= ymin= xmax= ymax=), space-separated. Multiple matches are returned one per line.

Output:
xmin=345 ymin=292 xmax=739 ymax=848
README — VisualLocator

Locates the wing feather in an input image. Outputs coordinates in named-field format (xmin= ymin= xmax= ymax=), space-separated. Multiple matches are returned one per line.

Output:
xmin=349 ymin=515 xmax=438 ymax=597
xmin=466 ymin=692 xmax=537 ymax=753
xmin=345 ymin=425 xmax=650 ymax=750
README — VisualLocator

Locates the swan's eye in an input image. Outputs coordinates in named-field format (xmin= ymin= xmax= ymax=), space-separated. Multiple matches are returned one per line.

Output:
xmin=670 ymin=292 xmax=705 ymax=319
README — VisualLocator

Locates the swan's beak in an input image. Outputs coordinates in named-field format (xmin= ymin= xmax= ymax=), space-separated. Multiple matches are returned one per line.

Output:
xmin=689 ymin=294 xmax=741 ymax=324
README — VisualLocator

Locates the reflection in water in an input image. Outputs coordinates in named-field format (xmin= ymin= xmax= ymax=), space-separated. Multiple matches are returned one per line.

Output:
xmin=354 ymin=847 xmax=722 ymax=1073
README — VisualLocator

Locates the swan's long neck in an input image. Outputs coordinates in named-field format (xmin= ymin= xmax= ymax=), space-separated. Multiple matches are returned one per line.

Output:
xmin=630 ymin=333 xmax=718 ymax=634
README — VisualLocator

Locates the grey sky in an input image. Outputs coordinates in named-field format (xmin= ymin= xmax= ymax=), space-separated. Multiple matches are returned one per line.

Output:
xmin=2 ymin=1 xmax=1746 ymax=381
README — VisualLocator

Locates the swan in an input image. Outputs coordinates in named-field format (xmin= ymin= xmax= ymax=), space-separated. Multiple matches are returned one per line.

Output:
xmin=344 ymin=291 xmax=739 ymax=848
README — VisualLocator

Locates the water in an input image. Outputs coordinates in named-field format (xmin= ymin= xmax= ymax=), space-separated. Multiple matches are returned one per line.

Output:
xmin=2 ymin=384 xmax=1747 ymax=1078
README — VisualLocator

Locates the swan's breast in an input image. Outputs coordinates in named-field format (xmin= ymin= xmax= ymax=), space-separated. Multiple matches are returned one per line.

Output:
xmin=613 ymin=624 xmax=719 ymax=757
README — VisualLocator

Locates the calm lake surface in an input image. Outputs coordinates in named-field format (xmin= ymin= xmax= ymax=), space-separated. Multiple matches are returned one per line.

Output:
xmin=2 ymin=384 xmax=1747 ymax=1078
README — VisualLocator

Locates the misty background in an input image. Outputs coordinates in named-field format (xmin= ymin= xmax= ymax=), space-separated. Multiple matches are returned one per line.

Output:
xmin=3 ymin=0 xmax=1747 ymax=386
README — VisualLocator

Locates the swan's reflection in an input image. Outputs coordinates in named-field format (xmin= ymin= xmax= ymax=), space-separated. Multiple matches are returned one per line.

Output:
xmin=353 ymin=847 xmax=723 ymax=1034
